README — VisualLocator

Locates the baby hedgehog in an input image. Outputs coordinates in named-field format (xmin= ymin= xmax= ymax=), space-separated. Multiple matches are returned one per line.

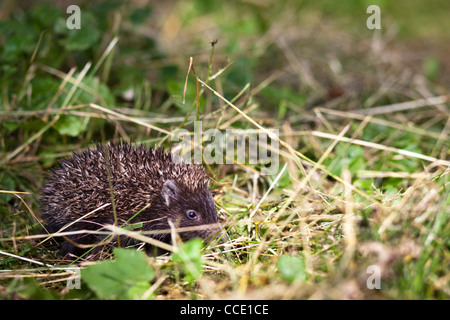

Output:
xmin=40 ymin=141 xmax=220 ymax=258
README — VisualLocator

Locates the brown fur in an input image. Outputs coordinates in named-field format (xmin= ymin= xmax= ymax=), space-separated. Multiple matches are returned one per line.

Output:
xmin=40 ymin=141 xmax=219 ymax=258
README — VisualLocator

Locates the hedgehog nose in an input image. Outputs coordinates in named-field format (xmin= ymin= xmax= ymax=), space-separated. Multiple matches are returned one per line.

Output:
xmin=214 ymin=231 xmax=228 ymax=243
xmin=203 ymin=228 xmax=226 ymax=244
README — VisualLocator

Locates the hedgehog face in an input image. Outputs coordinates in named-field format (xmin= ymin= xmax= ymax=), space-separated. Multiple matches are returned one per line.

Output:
xmin=160 ymin=179 xmax=220 ymax=241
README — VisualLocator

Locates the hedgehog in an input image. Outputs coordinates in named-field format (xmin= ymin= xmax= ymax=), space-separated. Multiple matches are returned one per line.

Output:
xmin=40 ymin=141 xmax=220 ymax=258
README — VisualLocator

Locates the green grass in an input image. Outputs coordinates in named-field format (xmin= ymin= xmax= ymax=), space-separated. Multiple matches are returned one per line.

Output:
xmin=1 ymin=0 xmax=449 ymax=300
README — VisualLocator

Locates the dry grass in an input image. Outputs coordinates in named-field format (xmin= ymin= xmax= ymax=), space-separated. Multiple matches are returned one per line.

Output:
xmin=0 ymin=1 xmax=449 ymax=299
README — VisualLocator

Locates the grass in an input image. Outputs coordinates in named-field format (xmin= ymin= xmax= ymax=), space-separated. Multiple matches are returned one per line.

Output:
xmin=0 ymin=0 xmax=449 ymax=299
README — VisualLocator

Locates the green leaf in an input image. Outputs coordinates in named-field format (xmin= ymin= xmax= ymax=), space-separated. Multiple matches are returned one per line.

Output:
xmin=81 ymin=248 xmax=155 ymax=300
xmin=56 ymin=11 xmax=101 ymax=51
xmin=0 ymin=174 xmax=16 ymax=203
xmin=63 ymin=28 xmax=101 ymax=51
xmin=31 ymin=5 xmax=61 ymax=29
xmin=54 ymin=115 xmax=85 ymax=137
xmin=7 ymin=278 xmax=60 ymax=300
xmin=1 ymin=120 xmax=19 ymax=132
xmin=423 ymin=56 xmax=440 ymax=81
xmin=130 ymin=7 xmax=152 ymax=25
xmin=172 ymin=238 xmax=204 ymax=282
xmin=325 ymin=145 xmax=365 ymax=176
xmin=277 ymin=255 xmax=306 ymax=284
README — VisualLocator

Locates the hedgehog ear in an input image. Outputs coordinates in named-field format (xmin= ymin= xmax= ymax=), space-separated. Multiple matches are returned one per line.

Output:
xmin=161 ymin=179 xmax=178 ymax=206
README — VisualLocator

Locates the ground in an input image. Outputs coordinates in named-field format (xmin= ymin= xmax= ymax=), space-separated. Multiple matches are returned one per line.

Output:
xmin=0 ymin=0 xmax=449 ymax=300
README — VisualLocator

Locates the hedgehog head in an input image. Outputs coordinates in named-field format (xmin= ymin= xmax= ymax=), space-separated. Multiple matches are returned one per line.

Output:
xmin=155 ymin=178 xmax=219 ymax=241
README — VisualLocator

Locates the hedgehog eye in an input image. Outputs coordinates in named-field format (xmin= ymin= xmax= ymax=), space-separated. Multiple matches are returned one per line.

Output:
xmin=186 ymin=210 xmax=197 ymax=220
